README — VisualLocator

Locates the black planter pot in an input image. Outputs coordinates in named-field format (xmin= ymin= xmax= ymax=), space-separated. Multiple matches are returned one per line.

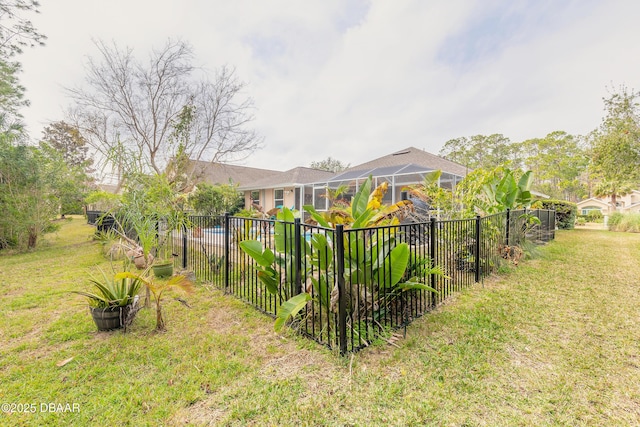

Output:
xmin=90 ymin=301 xmax=138 ymax=331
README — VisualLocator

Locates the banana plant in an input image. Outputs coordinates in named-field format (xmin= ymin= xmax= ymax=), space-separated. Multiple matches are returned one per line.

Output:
xmin=238 ymin=207 xmax=309 ymax=304
xmin=239 ymin=176 xmax=445 ymax=332
xmin=481 ymin=168 xmax=534 ymax=214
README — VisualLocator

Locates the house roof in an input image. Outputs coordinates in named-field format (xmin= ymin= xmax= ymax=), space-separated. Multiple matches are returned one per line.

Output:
xmin=531 ymin=190 xmax=550 ymax=199
xmin=188 ymin=161 xmax=280 ymax=187
xmin=239 ymin=167 xmax=335 ymax=190
xmin=577 ymin=198 xmax=610 ymax=208
xmin=334 ymin=146 xmax=469 ymax=180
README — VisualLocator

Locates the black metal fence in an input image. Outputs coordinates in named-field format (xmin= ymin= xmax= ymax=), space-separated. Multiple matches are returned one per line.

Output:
xmin=86 ymin=210 xmax=116 ymax=233
xmin=160 ymin=208 xmax=556 ymax=354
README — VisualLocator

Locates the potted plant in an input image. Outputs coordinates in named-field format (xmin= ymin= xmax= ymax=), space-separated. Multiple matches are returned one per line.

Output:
xmin=149 ymin=215 xmax=180 ymax=278
xmin=72 ymin=267 xmax=144 ymax=331
xmin=114 ymin=174 xmax=191 ymax=278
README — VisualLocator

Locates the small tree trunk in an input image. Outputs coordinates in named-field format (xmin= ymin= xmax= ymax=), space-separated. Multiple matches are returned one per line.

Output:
xmin=144 ymin=287 xmax=151 ymax=308
xmin=156 ymin=302 xmax=166 ymax=331
xmin=28 ymin=226 xmax=38 ymax=249
xmin=611 ymin=193 xmax=617 ymax=212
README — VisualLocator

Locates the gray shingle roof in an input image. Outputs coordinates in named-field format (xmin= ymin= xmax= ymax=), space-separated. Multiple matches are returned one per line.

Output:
xmin=188 ymin=161 xmax=280 ymax=187
xmin=239 ymin=167 xmax=335 ymax=190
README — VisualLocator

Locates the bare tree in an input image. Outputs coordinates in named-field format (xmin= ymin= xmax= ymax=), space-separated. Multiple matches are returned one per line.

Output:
xmin=66 ymin=39 xmax=262 ymax=190
xmin=0 ymin=0 xmax=46 ymax=57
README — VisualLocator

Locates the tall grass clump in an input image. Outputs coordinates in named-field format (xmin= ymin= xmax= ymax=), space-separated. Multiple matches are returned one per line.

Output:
xmin=607 ymin=212 xmax=624 ymax=229
xmin=608 ymin=212 xmax=640 ymax=232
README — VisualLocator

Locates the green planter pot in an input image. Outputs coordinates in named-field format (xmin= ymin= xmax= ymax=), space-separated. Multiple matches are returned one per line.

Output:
xmin=152 ymin=262 xmax=174 ymax=278
xmin=90 ymin=303 xmax=136 ymax=331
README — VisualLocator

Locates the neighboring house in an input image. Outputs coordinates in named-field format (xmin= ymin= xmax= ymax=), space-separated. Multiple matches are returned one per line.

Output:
xmin=577 ymin=190 xmax=640 ymax=216
xmin=239 ymin=147 xmax=468 ymax=213
xmin=238 ymin=167 xmax=336 ymax=213
xmin=186 ymin=160 xmax=280 ymax=187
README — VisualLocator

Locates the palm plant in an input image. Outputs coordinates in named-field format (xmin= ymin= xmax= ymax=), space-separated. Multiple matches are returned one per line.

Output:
xmin=593 ymin=179 xmax=635 ymax=212
xmin=115 ymin=272 xmax=195 ymax=331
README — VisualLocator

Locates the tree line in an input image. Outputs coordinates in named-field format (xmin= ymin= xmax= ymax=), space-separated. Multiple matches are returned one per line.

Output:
xmin=439 ymin=85 xmax=640 ymax=206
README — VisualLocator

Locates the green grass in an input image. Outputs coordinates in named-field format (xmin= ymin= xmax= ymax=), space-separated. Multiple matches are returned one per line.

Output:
xmin=1 ymin=217 xmax=640 ymax=425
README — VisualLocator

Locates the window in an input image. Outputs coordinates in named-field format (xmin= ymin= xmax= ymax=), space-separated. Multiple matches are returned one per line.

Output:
xmin=251 ymin=190 xmax=260 ymax=207
xmin=274 ymin=189 xmax=284 ymax=208
xmin=581 ymin=206 xmax=602 ymax=215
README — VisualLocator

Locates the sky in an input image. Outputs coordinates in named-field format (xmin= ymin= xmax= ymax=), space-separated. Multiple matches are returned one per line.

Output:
xmin=17 ymin=0 xmax=640 ymax=172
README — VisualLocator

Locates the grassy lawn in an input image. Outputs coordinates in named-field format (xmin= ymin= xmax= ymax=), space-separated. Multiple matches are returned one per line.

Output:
xmin=1 ymin=216 xmax=639 ymax=426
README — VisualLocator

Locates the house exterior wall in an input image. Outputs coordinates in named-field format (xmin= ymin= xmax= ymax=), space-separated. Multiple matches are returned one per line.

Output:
xmin=577 ymin=191 xmax=640 ymax=215
xmin=629 ymin=204 xmax=640 ymax=214
xmin=577 ymin=199 xmax=609 ymax=215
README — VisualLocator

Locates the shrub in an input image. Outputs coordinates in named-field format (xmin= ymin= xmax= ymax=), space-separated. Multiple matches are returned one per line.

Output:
xmin=534 ymin=199 xmax=577 ymax=229
xmin=607 ymin=212 xmax=624 ymax=230
xmin=586 ymin=210 xmax=604 ymax=222
xmin=609 ymin=212 xmax=640 ymax=232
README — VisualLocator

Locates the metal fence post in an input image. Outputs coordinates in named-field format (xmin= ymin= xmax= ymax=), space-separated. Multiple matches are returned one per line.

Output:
xmin=182 ymin=224 xmax=188 ymax=269
xmin=335 ymin=224 xmax=347 ymax=355
xmin=224 ymin=212 xmax=230 ymax=293
xmin=294 ymin=218 xmax=302 ymax=296
xmin=475 ymin=215 xmax=481 ymax=283
xmin=430 ymin=217 xmax=437 ymax=308
xmin=505 ymin=208 xmax=511 ymax=246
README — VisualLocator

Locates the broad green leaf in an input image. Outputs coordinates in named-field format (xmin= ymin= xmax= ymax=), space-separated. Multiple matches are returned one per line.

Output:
xmin=239 ymin=240 xmax=273 ymax=267
xmin=275 ymin=208 xmax=306 ymax=254
xmin=517 ymin=170 xmax=533 ymax=192
xmin=274 ymin=221 xmax=294 ymax=253
xmin=517 ymin=190 xmax=532 ymax=206
xmin=423 ymin=169 xmax=442 ymax=186
xmin=351 ymin=176 xmax=372 ymax=220
xmin=302 ymin=205 xmax=331 ymax=228
xmin=258 ymin=269 xmax=279 ymax=295
xmin=277 ymin=206 xmax=295 ymax=222
xmin=311 ymin=275 xmax=331 ymax=308
xmin=262 ymin=246 xmax=275 ymax=266
xmin=397 ymin=281 xmax=438 ymax=293
xmin=387 ymin=242 xmax=410 ymax=288
xmin=274 ymin=292 xmax=312 ymax=331
xmin=348 ymin=236 xmax=366 ymax=270
xmin=310 ymin=233 xmax=333 ymax=270
xmin=351 ymin=208 xmax=376 ymax=229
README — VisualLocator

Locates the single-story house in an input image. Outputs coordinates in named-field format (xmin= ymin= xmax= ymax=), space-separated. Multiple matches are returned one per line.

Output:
xmin=186 ymin=160 xmax=280 ymax=187
xmin=577 ymin=190 xmax=640 ymax=216
xmin=238 ymin=167 xmax=336 ymax=213
xmin=238 ymin=147 xmax=468 ymax=213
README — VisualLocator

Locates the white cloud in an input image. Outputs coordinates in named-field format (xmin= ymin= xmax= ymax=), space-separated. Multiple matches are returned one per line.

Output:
xmin=17 ymin=0 xmax=640 ymax=172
